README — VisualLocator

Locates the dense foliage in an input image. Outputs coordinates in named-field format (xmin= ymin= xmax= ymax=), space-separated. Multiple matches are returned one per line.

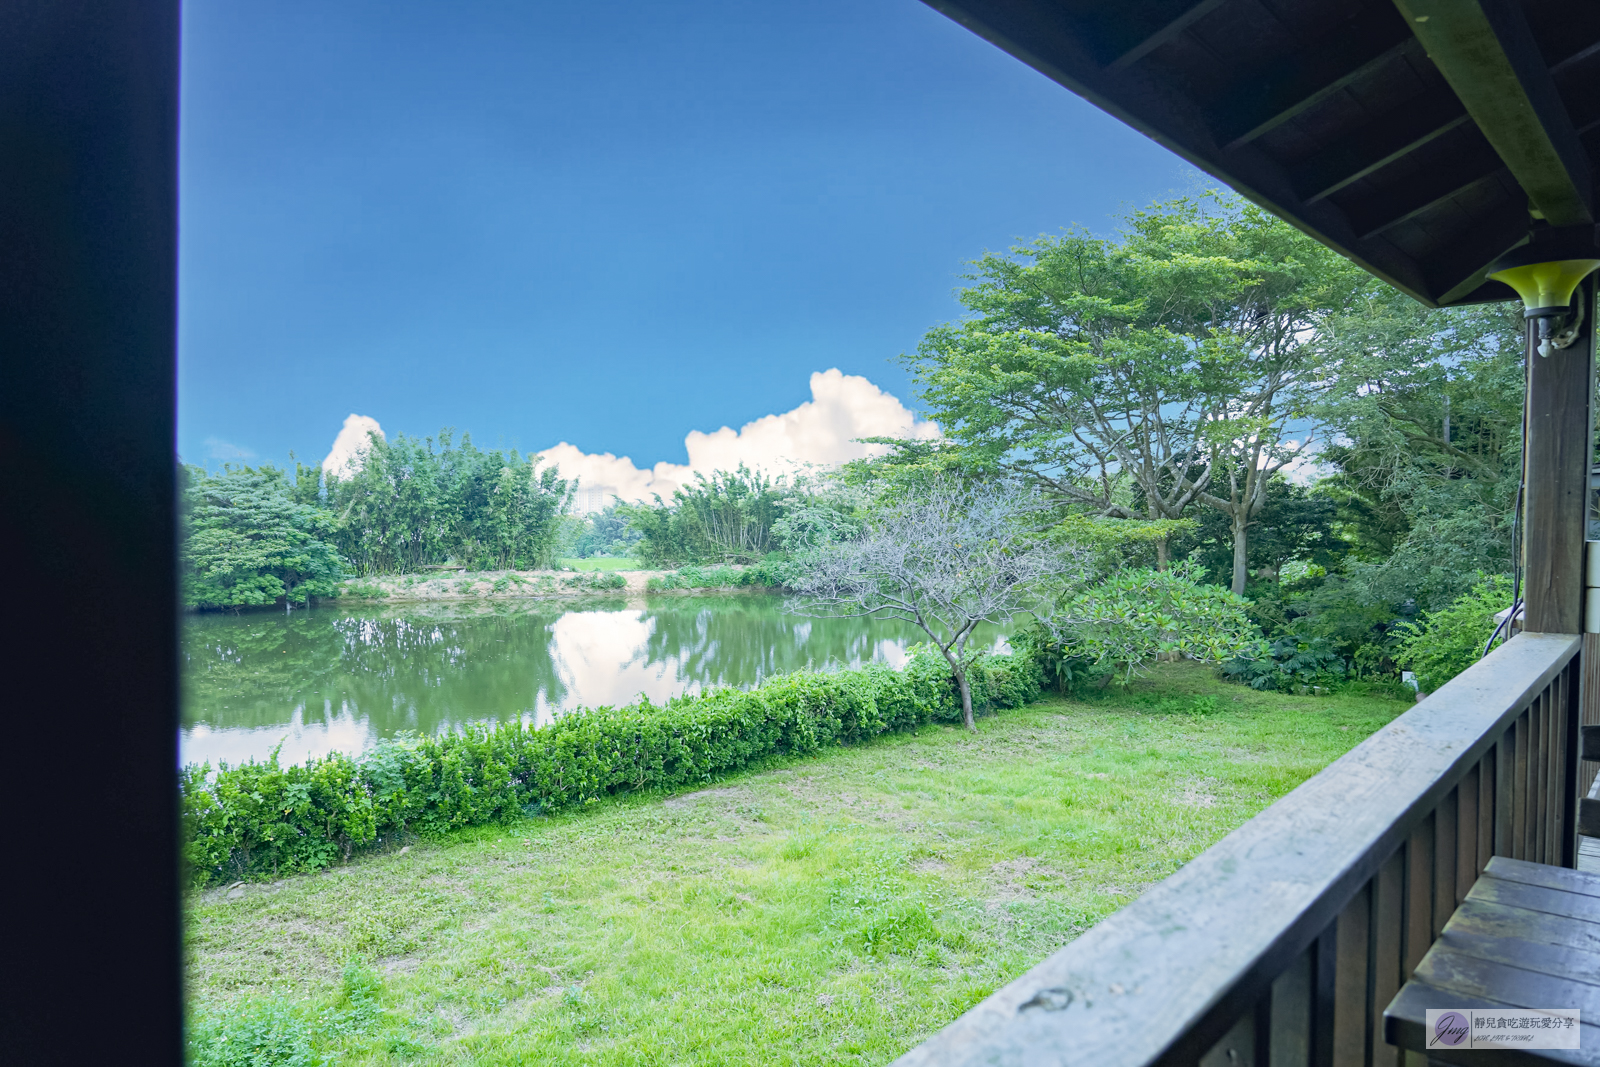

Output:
xmin=1031 ymin=562 xmax=1262 ymax=684
xmin=621 ymin=466 xmax=789 ymax=566
xmin=885 ymin=191 xmax=1525 ymax=695
xmin=324 ymin=430 xmax=571 ymax=575
xmin=907 ymin=193 xmax=1364 ymax=590
xmin=1394 ymin=577 xmax=1515 ymax=694
xmin=181 ymin=648 xmax=1041 ymax=886
xmin=567 ymin=503 xmax=644 ymax=559
xmin=181 ymin=465 xmax=344 ymax=610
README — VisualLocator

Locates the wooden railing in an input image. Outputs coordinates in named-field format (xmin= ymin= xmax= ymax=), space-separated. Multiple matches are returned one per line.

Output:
xmin=893 ymin=632 xmax=1582 ymax=1067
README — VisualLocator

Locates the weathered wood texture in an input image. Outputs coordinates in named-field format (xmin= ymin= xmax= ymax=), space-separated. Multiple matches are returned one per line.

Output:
xmin=1383 ymin=856 xmax=1600 ymax=1065
xmin=1522 ymin=280 xmax=1594 ymax=635
xmin=1580 ymin=632 xmax=1600 ymax=799
xmin=891 ymin=633 xmax=1580 ymax=1067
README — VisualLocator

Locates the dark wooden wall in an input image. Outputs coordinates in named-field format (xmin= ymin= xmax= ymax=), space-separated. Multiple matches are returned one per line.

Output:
xmin=0 ymin=2 xmax=182 ymax=1060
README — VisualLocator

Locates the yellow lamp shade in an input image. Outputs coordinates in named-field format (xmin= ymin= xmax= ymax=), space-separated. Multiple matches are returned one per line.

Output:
xmin=1487 ymin=258 xmax=1600 ymax=315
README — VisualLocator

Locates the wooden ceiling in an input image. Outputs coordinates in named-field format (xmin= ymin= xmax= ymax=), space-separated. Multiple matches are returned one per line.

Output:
xmin=920 ymin=0 xmax=1600 ymax=306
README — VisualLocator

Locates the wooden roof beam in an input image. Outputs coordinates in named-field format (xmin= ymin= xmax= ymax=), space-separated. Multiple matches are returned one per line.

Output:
xmin=1104 ymin=0 xmax=1227 ymax=71
xmin=1343 ymin=137 xmax=1506 ymax=237
xmin=1210 ymin=5 xmax=1415 ymax=149
xmin=1289 ymin=92 xmax=1469 ymax=203
xmin=1394 ymin=0 xmax=1593 ymax=225
xmin=1423 ymin=198 xmax=1532 ymax=304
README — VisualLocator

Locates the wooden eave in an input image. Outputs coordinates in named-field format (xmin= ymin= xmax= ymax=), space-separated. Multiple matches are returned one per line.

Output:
xmin=921 ymin=0 xmax=1600 ymax=308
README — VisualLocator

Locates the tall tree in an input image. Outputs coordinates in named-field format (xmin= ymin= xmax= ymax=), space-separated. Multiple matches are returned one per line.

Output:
xmin=181 ymin=465 xmax=344 ymax=609
xmin=908 ymin=193 xmax=1362 ymax=592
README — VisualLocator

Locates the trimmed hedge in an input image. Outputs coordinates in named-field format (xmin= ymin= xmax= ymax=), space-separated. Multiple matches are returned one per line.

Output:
xmin=181 ymin=648 xmax=1041 ymax=886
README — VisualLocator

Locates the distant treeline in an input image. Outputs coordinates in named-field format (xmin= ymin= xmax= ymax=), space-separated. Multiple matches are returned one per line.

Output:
xmin=182 ymin=430 xmax=570 ymax=609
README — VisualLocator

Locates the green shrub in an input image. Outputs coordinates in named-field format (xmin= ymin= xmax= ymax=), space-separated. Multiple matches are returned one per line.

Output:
xmin=181 ymin=649 xmax=1041 ymax=886
xmin=1221 ymin=636 xmax=1347 ymax=692
xmin=562 ymin=571 xmax=627 ymax=591
xmin=1044 ymin=562 xmax=1264 ymax=681
xmin=1393 ymin=575 xmax=1513 ymax=693
xmin=645 ymin=563 xmax=789 ymax=591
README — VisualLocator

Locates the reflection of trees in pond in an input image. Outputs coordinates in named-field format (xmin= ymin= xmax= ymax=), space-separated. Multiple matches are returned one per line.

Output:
xmin=182 ymin=599 xmax=581 ymax=734
xmin=181 ymin=595 xmax=1011 ymax=763
xmin=637 ymin=596 xmax=1003 ymax=687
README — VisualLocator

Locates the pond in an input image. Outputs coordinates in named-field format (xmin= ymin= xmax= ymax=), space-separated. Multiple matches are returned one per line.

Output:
xmin=180 ymin=594 xmax=1010 ymax=768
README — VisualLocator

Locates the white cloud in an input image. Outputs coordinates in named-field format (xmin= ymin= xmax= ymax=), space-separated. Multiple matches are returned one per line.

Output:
xmin=204 ymin=436 xmax=256 ymax=463
xmin=322 ymin=413 xmax=386 ymax=477
xmin=540 ymin=369 xmax=939 ymax=504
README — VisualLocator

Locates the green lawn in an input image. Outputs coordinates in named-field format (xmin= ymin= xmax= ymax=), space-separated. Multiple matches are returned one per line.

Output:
xmin=558 ymin=558 xmax=644 ymax=572
xmin=185 ymin=664 xmax=1410 ymax=1065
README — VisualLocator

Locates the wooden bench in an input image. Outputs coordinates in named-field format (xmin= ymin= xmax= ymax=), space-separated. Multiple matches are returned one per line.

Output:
xmin=1385 ymin=856 xmax=1600 ymax=1064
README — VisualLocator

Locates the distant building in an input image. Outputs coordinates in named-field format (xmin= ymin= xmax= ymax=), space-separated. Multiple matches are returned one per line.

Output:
xmin=570 ymin=484 xmax=615 ymax=516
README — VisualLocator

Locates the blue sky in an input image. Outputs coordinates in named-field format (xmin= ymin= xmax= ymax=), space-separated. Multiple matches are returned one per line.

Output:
xmin=179 ymin=0 xmax=1198 ymax=472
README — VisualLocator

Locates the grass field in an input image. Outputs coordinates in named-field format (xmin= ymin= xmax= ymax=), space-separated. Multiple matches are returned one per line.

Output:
xmin=185 ymin=664 xmax=1410 ymax=1065
xmin=558 ymin=558 xmax=644 ymax=572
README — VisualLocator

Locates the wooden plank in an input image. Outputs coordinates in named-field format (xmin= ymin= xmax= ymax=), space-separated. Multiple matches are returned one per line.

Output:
xmin=1516 ymin=710 xmax=1531 ymax=861
xmin=1562 ymin=663 xmax=1579 ymax=869
xmin=1269 ymin=948 xmax=1312 ymax=1067
xmin=1434 ymin=788 xmax=1458 ymax=939
xmin=1481 ymin=751 xmax=1497 ymax=878
xmin=1199 ymin=1003 xmax=1256 ymax=1067
xmin=1482 ymin=854 xmax=1600 ymax=898
xmin=1468 ymin=876 xmax=1600 ymax=925
xmin=1579 ymin=835 xmax=1600 ymax=876
xmin=1416 ymin=946 xmax=1600 ymax=1019
xmin=1581 ymin=633 xmax=1600 ymax=801
xmin=1457 ymin=768 xmax=1479 ymax=904
xmin=1373 ymin=852 xmax=1405 ymax=1067
xmin=889 ymin=634 xmax=1579 ymax=1067
xmin=1581 ymin=724 xmax=1600 ymax=763
xmin=1312 ymin=926 xmax=1337 ymax=1067
xmin=1385 ymin=980 xmax=1600 ymax=1065
xmin=1554 ymin=669 xmax=1570 ymax=866
xmin=1578 ymin=797 xmax=1600 ymax=839
xmin=1536 ymin=688 xmax=1550 ymax=864
xmin=1332 ymin=888 xmax=1370 ymax=1067
xmin=1499 ymin=726 xmax=1517 ymax=860
xmin=1406 ymin=819 xmax=1434 ymax=974
xmin=1448 ymin=897 xmax=1600 ymax=954
xmin=1434 ymin=926 xmax=1600 ymax=989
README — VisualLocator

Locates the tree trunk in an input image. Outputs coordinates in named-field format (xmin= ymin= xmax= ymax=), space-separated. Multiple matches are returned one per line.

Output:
xmin=956 ymin=666 xmax=975 ymax=731
xmin=1231 ymin=511 xmax=1249 ymax=596
xmin=1155 ymin=535 xmax=1169 ymax=572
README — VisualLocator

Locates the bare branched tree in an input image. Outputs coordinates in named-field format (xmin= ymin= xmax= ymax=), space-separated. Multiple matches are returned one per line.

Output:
xmin=787 ymin=478 xmax=1085 ymax=730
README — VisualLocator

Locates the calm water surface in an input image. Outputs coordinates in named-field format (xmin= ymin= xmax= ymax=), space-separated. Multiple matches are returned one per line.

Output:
xmin=180 ymin=594 xmax=1007 ymax=768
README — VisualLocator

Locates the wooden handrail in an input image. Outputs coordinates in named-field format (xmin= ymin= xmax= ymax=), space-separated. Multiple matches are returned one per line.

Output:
xmin=893 ymin=632 xmax=1581 ymax=1067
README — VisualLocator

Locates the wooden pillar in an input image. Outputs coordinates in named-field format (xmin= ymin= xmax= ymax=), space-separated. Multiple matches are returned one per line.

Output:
xmin=1 ymin=2 xmax=181 ymax=1060
xmin=1522 ymin=276 xmax=1594 ymax=634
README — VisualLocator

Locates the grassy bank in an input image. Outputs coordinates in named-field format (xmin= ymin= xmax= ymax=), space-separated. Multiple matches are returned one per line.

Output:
xmin=338 ymin=568 xmax=638 ymax=601
xmin=187 ymin=664 xmax=1409 ymax=1065
xmin=557 ymin=558 xmax=644 ymax=572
